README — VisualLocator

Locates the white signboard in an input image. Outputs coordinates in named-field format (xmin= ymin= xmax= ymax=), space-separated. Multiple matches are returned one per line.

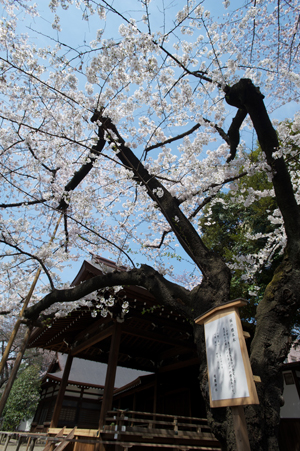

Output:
xmin=205 ymin=311 xmax=249 ymax=401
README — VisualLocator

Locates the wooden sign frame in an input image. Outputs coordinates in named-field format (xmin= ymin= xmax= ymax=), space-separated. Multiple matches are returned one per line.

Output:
xmin=195 ymin=300 xmax=259 ymax=408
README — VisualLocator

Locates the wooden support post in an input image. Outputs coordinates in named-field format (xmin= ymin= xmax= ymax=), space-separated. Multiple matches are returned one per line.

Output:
xmin=29 ymin=437 xmax=37 ymax=451
xmin=15 ymin=436 xmax=23 ymax=451
xmin=150 ymin=374 xmax=158 ymax=429
xmin=98 ymin=320 xmax=122 ymax=430
xmin=0 ymin=325 xmax=33 ymax=417
xmin=50 ymin=353 xmax=73 ymax=428
xmin=231 ymin=406 xmax=251 ymax=451
xmin=195 ymin=300 xmax=258 ymax=451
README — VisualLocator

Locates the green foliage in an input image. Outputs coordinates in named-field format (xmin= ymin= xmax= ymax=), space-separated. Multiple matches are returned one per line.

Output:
xmin=2 ymin=364 xmax=41 ymax=431
xmin=199 ymin=156 xmax=282 ymax=321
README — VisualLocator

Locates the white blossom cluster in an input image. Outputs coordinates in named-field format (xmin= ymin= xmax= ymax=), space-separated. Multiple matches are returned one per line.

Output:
xmin=0 ymin=0 xmax=299 ymax=318
xmin=90 ymin=287 xmax=129 ymax=319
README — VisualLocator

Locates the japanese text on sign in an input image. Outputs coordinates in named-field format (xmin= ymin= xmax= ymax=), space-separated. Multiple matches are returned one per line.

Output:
xmin=205 ymin=312 xmax=249 ymax=401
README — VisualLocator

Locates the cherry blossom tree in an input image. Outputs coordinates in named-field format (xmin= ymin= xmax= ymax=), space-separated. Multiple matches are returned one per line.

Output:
xmin=0 ymin=0 xmax=300 ymax=449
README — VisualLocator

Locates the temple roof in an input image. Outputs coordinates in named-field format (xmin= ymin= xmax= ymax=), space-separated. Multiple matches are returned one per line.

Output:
xmin=28 ymin=257 xmax=199 ymax=373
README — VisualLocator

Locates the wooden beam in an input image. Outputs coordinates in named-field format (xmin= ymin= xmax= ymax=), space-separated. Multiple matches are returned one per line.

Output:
xmin=195 ymin=299 xmax=248 ymax=325
xmin=99 ymin=321 xmax=122 ymax=429
xmin=72 ymin=317 xmax=112 ymax=343
xmin=50 ymin=353 xmax=73 ymax=428
xmin=127 ymin=309 xmax=193 ymax=334
xmin=71 ymin=325 xmax=114 ymax=356
xmin=158 ymin=345 xmax=196 ymax=361
xmin=158 ymin=357 xmax=200 ymax=373
xmin=122 ymin=325 xmax=193 ymax=349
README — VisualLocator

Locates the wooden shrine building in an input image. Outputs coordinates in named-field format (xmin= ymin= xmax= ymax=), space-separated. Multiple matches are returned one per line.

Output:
xmin=32 ymin=353 xmax=150 ymax=432
xmin=27 ymin=257 xmax=221 ymax=450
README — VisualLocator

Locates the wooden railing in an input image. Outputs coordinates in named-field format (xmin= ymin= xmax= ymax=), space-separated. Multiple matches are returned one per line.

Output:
xmin=0 ymin=411 xmax=221 ymax=450
xmin=0 ymin=431 xmax=47 ymax=451
xmin=101 ymin=409 xmax=221 ymax=449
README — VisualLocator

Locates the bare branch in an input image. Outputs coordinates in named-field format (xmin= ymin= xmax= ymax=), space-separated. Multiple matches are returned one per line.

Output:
xmin=66 ymin=214 xmax=136 ymax=267
xmin=96 ymin=0 xmax=216 ymax=85
xmin=146 ymin=170 xmax=248 ymax=249
xmin=0 ymin=199 xmax=48 ymax=209
xmin=0 ymin=56 xmax=88 ymax=110
xmin=250 ymin=0 xmax=257 ymax=62
xmin=145 ymin=230 xmax=170 ymax=249
xmin=144 ymin=118 xmax=230 ymax=155
xmin=63 ymin=213 xmax=69 ymax=253
xmin=0 ymin=236 xmax=55 ymax=290
xmin=226 ymin=108 xmax=248 ymax=162
xmin=144 ymin=123 xmax=201 ymax=154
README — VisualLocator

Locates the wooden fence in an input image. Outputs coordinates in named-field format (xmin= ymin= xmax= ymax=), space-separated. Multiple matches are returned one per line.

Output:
xmin=1 ymin=410 xmax=221 ymax=451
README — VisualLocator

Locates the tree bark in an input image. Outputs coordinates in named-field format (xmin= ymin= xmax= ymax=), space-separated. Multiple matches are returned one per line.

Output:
xmin=222 ymin=79 xmax=300 ymax=450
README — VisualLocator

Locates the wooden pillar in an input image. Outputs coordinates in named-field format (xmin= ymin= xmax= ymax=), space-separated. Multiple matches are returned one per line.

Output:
xmin=292 ymin=369 xmax=300 ymax=399
xmin=74 ymin=385 xmax=84 ymax=426
xmin=98 ymin=320 xmax=122 ymax=429
xmin=153 ymin=374 xmax=158 ymax=414
xmin=50 ymin=353 xmax=73 ymax=428
xmin=151 ymin=374 xmax=158 ymax=429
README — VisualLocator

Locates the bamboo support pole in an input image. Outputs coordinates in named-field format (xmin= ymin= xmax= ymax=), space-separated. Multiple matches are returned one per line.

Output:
xmin=0 ymin=214 xmax=63 ymax=418
xmin=25 ymin=437 xmax=31 ymax=451
xmin=3 ymin=434 xmax=10 ymax=451
xmin=0 ymin=325 xmax=33 ymax=417
xmin=0 ymin=213 xmax=63 ymax=376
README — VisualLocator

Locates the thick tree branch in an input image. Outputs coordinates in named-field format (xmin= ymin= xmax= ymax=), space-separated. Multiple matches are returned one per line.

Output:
xmin=57 ymin=135 xmax=106 ymax=210
xmin=92 ymin=111 xmax=231 ymax=292
xmin=24 ymin=265 xmax=192 ymax=320
xmin=225 ymin=78 xmax=300 ymax=250
xmin=146 ymin=171 xmax=247 ymax=248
